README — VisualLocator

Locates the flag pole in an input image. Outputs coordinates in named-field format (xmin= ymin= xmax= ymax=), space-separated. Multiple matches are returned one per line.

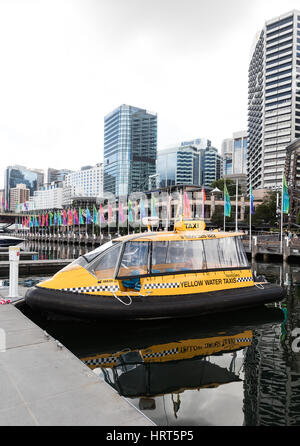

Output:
xmin=127 ymin=196 xmax=129 ymax=235
xmin=281 ymin=173 xmax=284 ymax=254
xmin=249 ymin=175 xmax=252 ymax=251
xmin=100 ymin=208 xmax=102 ymax=244
xmin=235 ymin=179 xmax=238 ymax=232
xmin=224 ymin=180 xmax=226 ymax=232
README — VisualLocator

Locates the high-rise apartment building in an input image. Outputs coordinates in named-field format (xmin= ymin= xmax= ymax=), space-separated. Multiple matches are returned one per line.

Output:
xmin=63 ymin=163 xmax=103 ymax=204
xmin=104 ymin=104 xmax=157 ymax=196
xmin=248 ymin=10 xmax=300 ymax=190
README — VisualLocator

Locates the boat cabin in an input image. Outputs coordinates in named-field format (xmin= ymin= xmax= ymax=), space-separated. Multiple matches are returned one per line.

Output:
xmin=62 ymin=231 xmax=249 ymax=292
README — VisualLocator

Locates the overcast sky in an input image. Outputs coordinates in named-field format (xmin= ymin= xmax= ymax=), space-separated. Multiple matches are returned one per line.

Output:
xmin=0 ymin=0 xmax=298 ymax=188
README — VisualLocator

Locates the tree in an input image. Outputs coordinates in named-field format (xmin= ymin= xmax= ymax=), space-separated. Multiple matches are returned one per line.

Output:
xmin=210 ymin=178 xmax=241 ymax=197
xmin=251 ymin=191 xmax=277 ymax=226
xmin=211 ymin=205 xmax=234 ymax=227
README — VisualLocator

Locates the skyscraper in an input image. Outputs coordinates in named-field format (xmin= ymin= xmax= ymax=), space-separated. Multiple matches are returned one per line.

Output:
xmin=104 ymin=104 xmax=157 ymax=196
xmin=200 ymin=142 xmax=223 ymax=187
xmin=248 ymin=10 xmax=300 ymax=190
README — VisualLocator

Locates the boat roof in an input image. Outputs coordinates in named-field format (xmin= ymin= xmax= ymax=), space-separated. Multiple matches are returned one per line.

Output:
xmin=113 ymin=230 xmax=244 ymax=243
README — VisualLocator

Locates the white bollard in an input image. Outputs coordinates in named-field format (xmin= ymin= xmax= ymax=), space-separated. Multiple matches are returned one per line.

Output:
xmin=8 ymin=246 xmax=20 ymax=299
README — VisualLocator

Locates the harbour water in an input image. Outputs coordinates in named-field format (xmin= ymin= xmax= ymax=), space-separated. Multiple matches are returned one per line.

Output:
xmin=9 ymin=242 xmax=300 ymax=426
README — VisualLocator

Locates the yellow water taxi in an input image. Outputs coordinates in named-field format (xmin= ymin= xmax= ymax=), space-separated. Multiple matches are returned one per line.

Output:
xmin=25 ymin=221 xmax=285 ymax=319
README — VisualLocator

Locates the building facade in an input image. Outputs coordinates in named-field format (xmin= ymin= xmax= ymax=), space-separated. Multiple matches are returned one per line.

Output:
xmin=200 ymin=143 xmax=223 ymax=187
xmin=4 ymin=165 xmax=44 ymax=208
xmin=248 ymin=10 xmax=300 ymax=190
xmin=157 ymin=140 xmax=222 ymax=188
xmin=157 ymin=144 xmax=200 ymax=187
xmin=62 ymin=163 xmax=103 ymax=205
xmin=222 ymin=131 xmax=248 ymax=176
xmin=47 ymin=168 xmax=73 ymax=184
xmin=9 ymin=184 xmax=30 ymax=211
xmin=104 ymin=104 xmax=157 ymax=196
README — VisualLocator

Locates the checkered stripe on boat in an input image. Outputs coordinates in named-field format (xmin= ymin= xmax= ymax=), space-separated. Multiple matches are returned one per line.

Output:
xmin=235 ymin=337 xmax=252 ymax=343
xmin=83 ymin=356 xmax=118 ymax=366
xmin=144 ymin=282 xmax=180 ymax=290
xmin=236 ymin=277 xmax=253 ymax=282
xmin=142 ymin=348 xmax=179 ymax=359
xmin=63 ymin=284 xmax=120 ymax=293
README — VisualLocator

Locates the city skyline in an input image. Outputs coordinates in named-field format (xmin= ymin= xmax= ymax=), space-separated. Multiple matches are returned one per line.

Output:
xmin=0 ymin=0 xmax=298 ymax=190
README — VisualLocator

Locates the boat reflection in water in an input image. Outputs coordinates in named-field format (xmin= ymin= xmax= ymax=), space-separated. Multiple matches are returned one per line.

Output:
xmin=18 ymin=300 xmax=284 ymax=425
xmin=76 ymin=307 xmax=283 ymax=422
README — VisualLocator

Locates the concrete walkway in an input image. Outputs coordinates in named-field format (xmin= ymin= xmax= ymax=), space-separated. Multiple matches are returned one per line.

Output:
xmin=0 ymin=295 xmax=154 ymax=426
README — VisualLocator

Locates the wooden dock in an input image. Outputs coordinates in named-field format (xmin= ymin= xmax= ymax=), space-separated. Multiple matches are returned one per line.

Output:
xmin=243 ymin=235 xmax=300 ymax=262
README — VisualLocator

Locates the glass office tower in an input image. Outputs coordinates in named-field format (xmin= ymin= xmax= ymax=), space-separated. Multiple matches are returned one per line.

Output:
xmin=104 ymin=104 xmax=157 ymax=196
xmin=248 ymin=10 xmax=300 ymax=190
xmin=157 ymin=145 xmax=200 ymax=188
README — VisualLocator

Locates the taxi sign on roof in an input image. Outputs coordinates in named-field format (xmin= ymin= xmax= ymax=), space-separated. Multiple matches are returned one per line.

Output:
xmin=174 ymin=220 xmax=206 ymax=232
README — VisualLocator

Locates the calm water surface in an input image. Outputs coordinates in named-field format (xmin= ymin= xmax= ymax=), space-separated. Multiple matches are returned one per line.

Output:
xmin=20 ymin=242 xmax=300 ymax=426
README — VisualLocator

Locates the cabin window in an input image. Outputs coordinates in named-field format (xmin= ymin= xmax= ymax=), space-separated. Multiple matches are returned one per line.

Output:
xmin=118 ymin=242 xmax=150 ymax=277
xmin=151 ymin=240 xmax=206 ymax=273
xmin=87 ymin=244 xmax=122 ymax=279
xmin=202 ymin=237 xmax=248 ymax=269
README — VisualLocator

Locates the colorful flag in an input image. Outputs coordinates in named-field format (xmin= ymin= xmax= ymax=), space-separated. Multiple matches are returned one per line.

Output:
xmin=86 ymin=208 xmax=91 ymax=224
xmin=49 ymin=212 xmax=53 ymax=226
xmin=74 ymin=209 xmax=79 ymax=225
xmin=42 ymin=214 xmax=45 ymax=227
xmin=140 ymin=198 xmax=146 ymax=219
xmin=39 ymin=214 xmax=42 ymax=227
xmin=202 ymin=188 xmax=206 ymax=219
xmin=151 ymin=195 xmax=156 ymax=217
xmin=93 ymin=205 xmax=98 ymax=225
xmin=282 ymin=174 xmax=290 ymax=214
xmin=128 ymin=200 xmax=134 ymax=223
xmin=250 ymin=186 xmax=254 ymax=215
xmin=183 ymin=190 xmax=191 ymax=218
xmin=79 ymin=208 xmax=84 ymax=225
xmin=175 ymin=195 xmax=182 ymax=221
xmin=68 ymin=209 xmax=73 ymax=225
xmin=119 ymin=202 xmax=125 ymax=223
xmin=54 ymin=212 xmax=58 ymax=226
xmin=108 ymin=204 xmax=112 ymax=225
xmin=58 ymin=211 xmax=62 ymax=226
xmin=100 ymin=204 xmax=105 ymax=224
xmin=63 ymin=210 xmax=67 ymax=225
xmin=224 ymin=183 xmax=231 ymax=217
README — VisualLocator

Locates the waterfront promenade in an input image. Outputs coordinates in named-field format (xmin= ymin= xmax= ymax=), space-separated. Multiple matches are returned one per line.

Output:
xmin=0 ymin=289 xmax=154 ymax=426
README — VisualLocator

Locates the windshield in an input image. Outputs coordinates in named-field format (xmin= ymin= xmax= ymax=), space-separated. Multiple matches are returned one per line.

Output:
xmin=58 ymin=241 xmax=116 ymax=274
xmin=83 ymin=241 xmax=114 ymax=263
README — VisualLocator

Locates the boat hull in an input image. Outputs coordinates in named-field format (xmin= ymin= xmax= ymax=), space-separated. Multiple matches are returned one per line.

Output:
xmin=25 ymin=283 xmax=286 ymax=320
xmin=0 ymin=237 xmax=24 ymax=247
